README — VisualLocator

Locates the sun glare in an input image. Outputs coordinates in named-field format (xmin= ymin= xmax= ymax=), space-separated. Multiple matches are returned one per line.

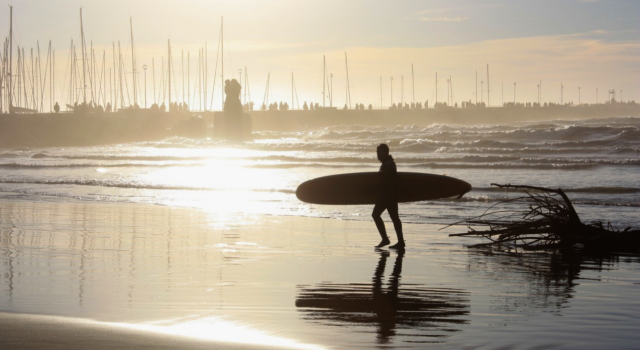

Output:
xmin=114 ymin=316 xmax=327 ymax=350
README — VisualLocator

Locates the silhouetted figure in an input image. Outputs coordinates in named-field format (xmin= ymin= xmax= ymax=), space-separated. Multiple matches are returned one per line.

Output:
xmin=368 ymin=104 xmax=373 ymax=110
xmin=373 ymin=144 xmax=404 ymax=249
xmin=223 ymin=79 xmax=243 ymax=113
xmin=315 ymin=103 xmax=319 ymax=109
xmin=343 ymin=104 xmax=348 ymax=110
xmin=54 ymin=102 xmax=60 ymax=113
xmin=160 ymin=103 xmax=166 ymax=112
xmin=303 ymin=102 xmax=309 ymax=110
xmin=105 ymin=103 xmax=112 ymax=112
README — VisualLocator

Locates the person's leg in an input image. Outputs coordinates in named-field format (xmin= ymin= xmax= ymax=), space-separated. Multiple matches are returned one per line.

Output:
xmin=372 ymin=200 xmax=390 ymax=247
xmin=387 ymin=200 xmax=405 ymax=249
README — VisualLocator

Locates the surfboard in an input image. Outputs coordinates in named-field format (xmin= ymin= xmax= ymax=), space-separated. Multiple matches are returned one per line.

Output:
xmin=296 ymin=172 xmax=471 ymax=205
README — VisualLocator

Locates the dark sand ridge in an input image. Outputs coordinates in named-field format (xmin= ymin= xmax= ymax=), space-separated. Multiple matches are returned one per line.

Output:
xmin=1 ymin=103 xmax=638 ymax=147
xmin=0 ymin=312 xmax=292 ymax=350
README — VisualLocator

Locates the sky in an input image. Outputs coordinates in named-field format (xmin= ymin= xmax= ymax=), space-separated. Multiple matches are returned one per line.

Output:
xmin=2 ymin=0 xmax=639 ymax=110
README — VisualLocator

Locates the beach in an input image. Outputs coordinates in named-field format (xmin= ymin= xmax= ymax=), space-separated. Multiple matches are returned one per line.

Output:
xmin=1 ymin=115 xmax=639 ymax=349
xmin=1 ymin=197 xmax=638 ymax=349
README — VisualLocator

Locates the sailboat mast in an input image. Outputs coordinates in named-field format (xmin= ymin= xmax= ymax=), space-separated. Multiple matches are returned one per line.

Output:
xmin=449 ymin=75 xmax=453 ymax=106
xmin=401 ymin=76 xmax=404 ymax=106
xmin=204 ymin=42 xmax=207 ymax=111
xmin=486 ymin=64 xmax=490 ymax=107
xmin=167 ymin=39 xmax=171 ymax=108
xmin=411 ymin=63 xmax=415 ymax=105
xmin=181 ymin=50 xmax=184 ymax=104
xmin=187 ymin=52 xmax=190 ymax=108
xmin=8 ymin=6 xmax=13 ymax=111
xmin=52 ymin=48 xmax=55 ymax=111
xmin=221 ymin=17 xmax=224 ymax=109
xmin=130 ymin=17 xmax=137 ymax=106
xmin=198 ymin=49 xmax=201 ymax=110
xmin=380 ymin=76 xmax=382 ymax=109
xmin=80 ymin=8 xmax=87 ymax=104
xmin=322 ymin=55 xmax=326 ymax=107
xmin=345 ymin=52 xmax=351 ymax=109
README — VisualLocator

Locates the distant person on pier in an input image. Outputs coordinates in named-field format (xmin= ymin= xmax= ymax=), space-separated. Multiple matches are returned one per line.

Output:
xmin=315 ymin=103 xmax=319 ymax=109
xmin=54 ymin=102 xmax=60 ymax=113
xmin=368 ymin=104 xmax=373 ymax=110
xmin=160 ymin=103 xmax=166 ymax=112
xmin=373 ymin=143 xmax=404 ymax=249
xmin=303 ymin=102 xmax=309 ymax=110
xmin=343 ymin=104 xmax=348 ymax=110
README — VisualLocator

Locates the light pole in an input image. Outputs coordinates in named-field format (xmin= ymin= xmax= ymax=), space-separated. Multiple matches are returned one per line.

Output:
xmin=537 ymin=84 xmax=540 ymax=104
xmin=579 ymin=86 xmax=581 ymax=105
xmin=143 ymin=64 xmax=148 ymax=108
xmin=329 ymin=73 xmax=334 ymax=107
xmin=513 ymin=82 xmax=516 ymax=104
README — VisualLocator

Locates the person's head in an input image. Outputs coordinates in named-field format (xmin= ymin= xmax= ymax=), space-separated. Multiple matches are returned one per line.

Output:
xmin=377 ymin=143 xmax=390 ymax=162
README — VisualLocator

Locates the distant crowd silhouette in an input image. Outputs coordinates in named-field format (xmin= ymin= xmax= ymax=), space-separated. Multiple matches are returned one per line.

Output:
xmin=43 ymin=94 xmax=634 ymax=114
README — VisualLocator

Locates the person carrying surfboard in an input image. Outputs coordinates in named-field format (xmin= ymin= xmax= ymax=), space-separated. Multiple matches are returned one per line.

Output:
xmin=373 ymin=144 xmax=405 ymax=249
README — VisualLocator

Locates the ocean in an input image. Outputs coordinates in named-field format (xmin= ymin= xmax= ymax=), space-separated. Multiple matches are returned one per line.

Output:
xmin=1 ymin=116 xmax=638 ymax=229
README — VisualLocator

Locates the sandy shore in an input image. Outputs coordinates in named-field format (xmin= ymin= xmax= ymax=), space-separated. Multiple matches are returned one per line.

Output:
xmin=1 ymin=196 xmax=638 ymax=349
xmin=0 ymin=312 xmax=290 ymax=350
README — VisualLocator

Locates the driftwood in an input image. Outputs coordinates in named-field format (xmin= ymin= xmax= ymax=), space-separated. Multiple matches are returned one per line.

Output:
xmin=448 ymin=183 xmax=640 ymax=252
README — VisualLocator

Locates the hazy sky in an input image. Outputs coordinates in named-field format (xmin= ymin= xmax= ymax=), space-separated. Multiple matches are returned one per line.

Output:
xmin=2 ymin=0 xmax=639 ymax=109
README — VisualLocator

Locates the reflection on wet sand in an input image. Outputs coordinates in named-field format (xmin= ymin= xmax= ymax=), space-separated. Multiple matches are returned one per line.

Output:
xmin=465 ymin=247 xmax=640 ymax=314
xmin=296 ymin=251 xmax=469 ymax=344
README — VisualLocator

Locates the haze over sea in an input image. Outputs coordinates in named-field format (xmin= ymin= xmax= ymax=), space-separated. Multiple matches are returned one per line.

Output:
xmin=1 ymin=116 xmax=639 ymax=349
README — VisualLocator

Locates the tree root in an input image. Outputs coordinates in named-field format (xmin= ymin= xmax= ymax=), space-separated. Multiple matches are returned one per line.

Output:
xmin=446 ymin=183 xmax=640 ymax=252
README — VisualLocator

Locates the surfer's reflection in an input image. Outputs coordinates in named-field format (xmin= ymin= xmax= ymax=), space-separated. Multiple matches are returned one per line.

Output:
xmin=296 ymin=252 xmax=469 ymax=344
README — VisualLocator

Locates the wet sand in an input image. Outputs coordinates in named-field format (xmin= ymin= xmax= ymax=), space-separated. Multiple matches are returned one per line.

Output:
xmin=0 ymin=312 xmax=287 ymax=350
xmin=0 ymin=197 xmax=638 ymax=349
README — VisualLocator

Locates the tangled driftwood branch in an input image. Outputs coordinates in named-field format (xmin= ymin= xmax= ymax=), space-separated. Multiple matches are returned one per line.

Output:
xmin=448 ymin=183 xmax=639 ymax=251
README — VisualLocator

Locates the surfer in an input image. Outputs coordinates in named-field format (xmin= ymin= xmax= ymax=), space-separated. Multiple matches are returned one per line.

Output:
xmin=373 ymin=144 xmax=405 ymax=249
